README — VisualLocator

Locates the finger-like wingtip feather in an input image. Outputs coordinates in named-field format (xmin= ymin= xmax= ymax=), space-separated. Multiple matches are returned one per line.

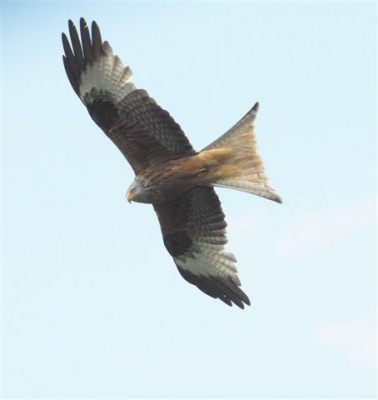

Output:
xmin=80 ymin=17 xmax=92 ymax=60
xmin=214 ymin=279 xmax=248 ymax=309
xmin=62 ymin=33 xmax=80 ymax=95
xmin=62 ymin=33 xmax=76 ymax=72
xmin=91 ymin=20 xmax=102 ymax=59
xmin=68 ymin=19 xmax=84 ymax=68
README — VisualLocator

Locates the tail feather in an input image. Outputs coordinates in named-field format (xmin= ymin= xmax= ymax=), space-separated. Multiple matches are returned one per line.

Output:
xmin=202 ymin=102 xmax=282 ymax=204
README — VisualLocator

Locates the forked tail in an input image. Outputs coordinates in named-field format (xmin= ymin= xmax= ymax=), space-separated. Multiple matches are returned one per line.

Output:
xmin=201 ymin=102 xmax=282 ymax=203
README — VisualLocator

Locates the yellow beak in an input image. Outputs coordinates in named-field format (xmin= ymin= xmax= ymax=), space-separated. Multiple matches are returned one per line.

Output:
xmin=126 ymin=193 xmax=134 ymax=203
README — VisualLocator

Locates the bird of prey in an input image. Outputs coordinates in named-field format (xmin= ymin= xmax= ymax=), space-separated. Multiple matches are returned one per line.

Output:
xmin=62 ymin=18 xmax=282 ymax=309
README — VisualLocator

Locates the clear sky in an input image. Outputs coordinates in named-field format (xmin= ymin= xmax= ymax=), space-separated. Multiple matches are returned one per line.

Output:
xmin=2 ymin=2 xmax=377 ymax=399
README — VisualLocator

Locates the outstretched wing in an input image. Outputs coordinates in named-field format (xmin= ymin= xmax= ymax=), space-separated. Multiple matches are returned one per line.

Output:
xmin=153 ymin=186 xmax=251 ymax=309
xmin=62 ymin=18 xmax=195 ymax=174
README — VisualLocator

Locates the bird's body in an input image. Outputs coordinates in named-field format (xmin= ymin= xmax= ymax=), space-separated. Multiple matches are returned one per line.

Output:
xmin=62 ymin=18 xmax=282 ymax=309
xmin=129 ymin=148 xmax=237 ymax=203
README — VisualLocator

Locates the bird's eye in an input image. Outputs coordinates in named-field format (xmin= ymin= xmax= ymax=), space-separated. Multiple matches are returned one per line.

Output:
xmin=130 ymin=187 xmax=136 ymax=193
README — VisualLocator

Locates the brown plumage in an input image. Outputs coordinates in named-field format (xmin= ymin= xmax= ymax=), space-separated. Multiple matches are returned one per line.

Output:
xmin=62 ymin=18 xmax=282 ymax=309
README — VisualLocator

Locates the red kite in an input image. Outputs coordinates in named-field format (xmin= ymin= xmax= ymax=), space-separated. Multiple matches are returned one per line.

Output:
xmin=62 ymin=18 xmax=282 ymax=309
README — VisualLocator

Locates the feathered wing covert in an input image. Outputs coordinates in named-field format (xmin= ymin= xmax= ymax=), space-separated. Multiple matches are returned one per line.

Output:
xmin=62 ymin=18 xmax=281 ymax=309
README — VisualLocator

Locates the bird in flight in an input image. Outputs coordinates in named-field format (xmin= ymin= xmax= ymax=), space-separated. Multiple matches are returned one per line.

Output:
xmin=62 ymin=18 xmax=282 ymax=309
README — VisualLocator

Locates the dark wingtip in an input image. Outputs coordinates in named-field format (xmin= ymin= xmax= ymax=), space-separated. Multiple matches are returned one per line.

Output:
xmin=79 ymin=17 xmax=92 ymax=60
xmin=62 ymin=25 xmax=81 ymax=96
xmin=252 ymin=101 xmax=260 ymax=112
xmin=92 ymin=20 xmax=100 ymax=31
xmin=91 ymin=20 xmax=103 ymax=58
xmin=80 ymin=17 xmax=88 ymax=33
xmin=68 ymin=19 xmax=84 ymax=67
xmin=220 ymin=297 xmax=233 ymax=307
xmin=61 ymin=32 xmax=72 ymax=58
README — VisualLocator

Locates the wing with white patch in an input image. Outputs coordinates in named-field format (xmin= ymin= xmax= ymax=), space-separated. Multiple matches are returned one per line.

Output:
xmin=153 ymin=186 xmax=251 ymax=309
xmin=62 ymin=18 xmax=195 ymax=174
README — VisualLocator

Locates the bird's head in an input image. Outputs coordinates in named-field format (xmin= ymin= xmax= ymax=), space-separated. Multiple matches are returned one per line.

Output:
xmin=126 ymin=177 xmax=148 ymax=204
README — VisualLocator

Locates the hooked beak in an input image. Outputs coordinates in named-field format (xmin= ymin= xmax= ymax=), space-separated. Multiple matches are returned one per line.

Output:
xmin=126 ymin=193 xmax=133 ymax=203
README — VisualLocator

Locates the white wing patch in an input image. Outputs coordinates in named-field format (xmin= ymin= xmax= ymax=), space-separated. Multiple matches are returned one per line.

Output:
xmin=79 ymin=41 xmax=136 ymax=105
xmin=174 ymin=245 xmax=241 ymax=286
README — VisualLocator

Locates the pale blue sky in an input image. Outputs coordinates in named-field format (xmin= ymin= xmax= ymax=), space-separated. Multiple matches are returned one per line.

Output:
xmin=2 ymin=2 xmax=377 ymax=399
